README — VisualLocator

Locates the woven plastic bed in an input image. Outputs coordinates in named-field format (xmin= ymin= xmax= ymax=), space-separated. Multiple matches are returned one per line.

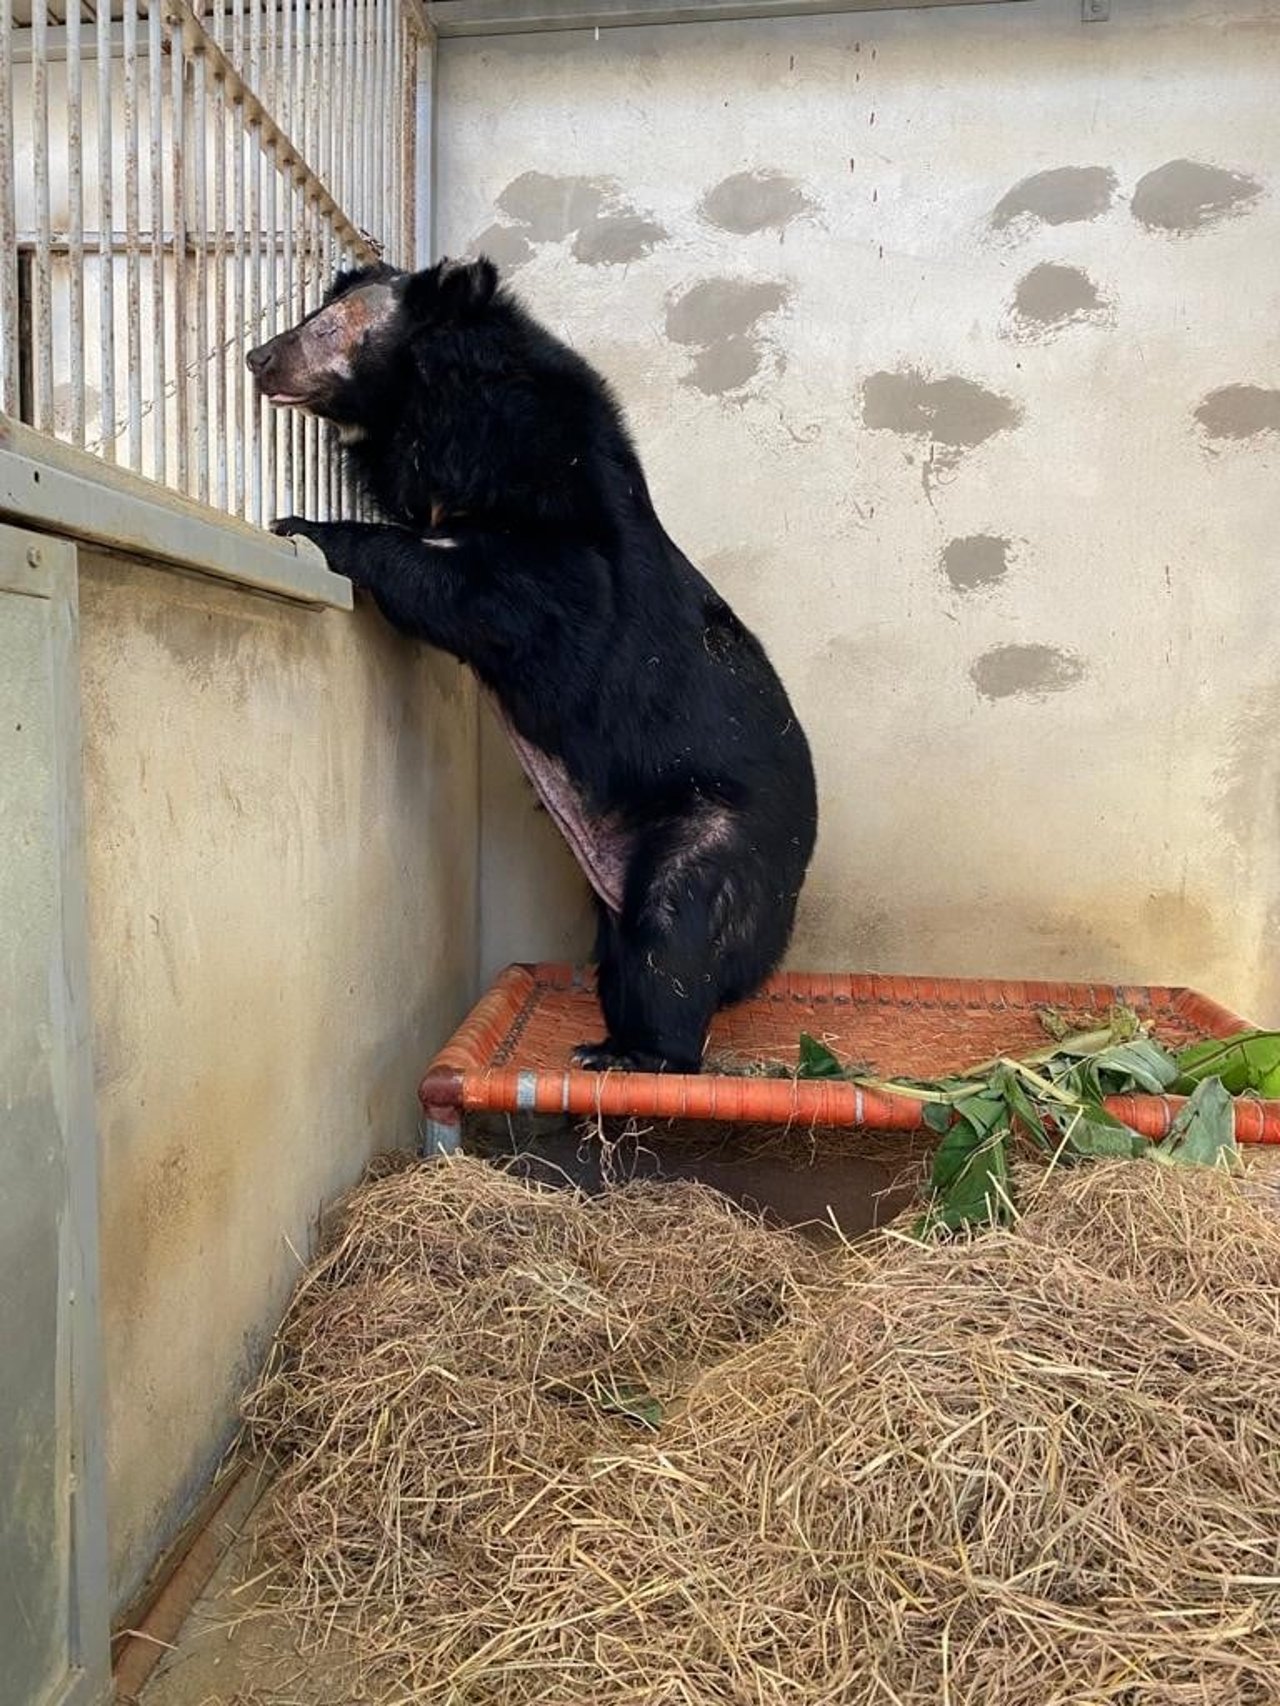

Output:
xmin=418 ymin=963 xmax=1280 ymax=1152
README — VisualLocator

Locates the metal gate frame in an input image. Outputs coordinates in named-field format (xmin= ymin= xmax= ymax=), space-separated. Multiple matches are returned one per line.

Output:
xmin=0 ymin=523 xmax=110 ymax=1706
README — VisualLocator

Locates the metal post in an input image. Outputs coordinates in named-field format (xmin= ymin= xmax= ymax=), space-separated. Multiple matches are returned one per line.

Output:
xmin=123 ymin=0 xmax=144 ymax=470
xmin=66 ymin=0 xmax=87 ymax=445
xmin=31 ymin=0 xmax=54 ymax=432
xmin=97 ymin=0 xmax=117 ymax=460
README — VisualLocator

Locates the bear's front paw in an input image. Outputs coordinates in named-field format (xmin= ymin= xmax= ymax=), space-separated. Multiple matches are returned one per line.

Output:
xmin=270 ymin=515 xmax=317 ymax=541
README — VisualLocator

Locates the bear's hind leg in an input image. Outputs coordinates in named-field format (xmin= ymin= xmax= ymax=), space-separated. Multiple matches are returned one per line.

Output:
xmin=573 ymin=817 xmax=736 ymax=1074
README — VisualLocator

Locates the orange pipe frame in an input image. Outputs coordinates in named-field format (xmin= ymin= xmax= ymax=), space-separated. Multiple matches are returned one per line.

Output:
xmin=419 ymin=964 xmax=1280 ymax=1147
xmin=421 ymin=1068 xmax=1280 ymax=1146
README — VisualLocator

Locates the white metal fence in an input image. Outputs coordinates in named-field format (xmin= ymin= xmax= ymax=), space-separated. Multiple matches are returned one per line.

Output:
xmin=1 ymin=0 xmax=429 ymax=526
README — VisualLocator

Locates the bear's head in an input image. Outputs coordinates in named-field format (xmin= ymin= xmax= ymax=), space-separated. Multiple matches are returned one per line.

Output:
xmin=245 ymin=257 xmax=500 ymax=427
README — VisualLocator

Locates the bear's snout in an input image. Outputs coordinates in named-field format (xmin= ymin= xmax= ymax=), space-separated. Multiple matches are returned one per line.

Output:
xmin=246 ymin=339 xmax=276 ymax=379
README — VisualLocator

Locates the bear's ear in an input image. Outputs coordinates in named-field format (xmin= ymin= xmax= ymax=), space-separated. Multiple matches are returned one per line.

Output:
xmin=323 ymin=263 xmax=401 ymax=305
xmin=323 ymin=267 xmax=367 ymax=306
xmin=403 ymin=256 xmax=499 ymax=322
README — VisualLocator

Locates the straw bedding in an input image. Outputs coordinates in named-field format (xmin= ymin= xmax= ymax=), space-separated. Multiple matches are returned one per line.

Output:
xmin=244 ymin=1154 xmax=1280 ymax=1705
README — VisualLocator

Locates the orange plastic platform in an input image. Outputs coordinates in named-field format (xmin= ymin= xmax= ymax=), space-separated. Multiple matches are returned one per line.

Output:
xmin=418 ymin=964 xmax=1280 ymax=1148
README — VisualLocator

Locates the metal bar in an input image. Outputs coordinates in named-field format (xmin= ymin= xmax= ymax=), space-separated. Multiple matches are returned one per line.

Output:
xmin=65 ymin=0 xmax=85 ymax=444
xmin=414 ymin=25 xmax=435 ymax=266
xmin=97 ymin=0 xmax=117 ymax=460
xmin=372 ymin=0 xmax=383 ymax=240
xmin=280 ymin=0 xmax=292 ymax=155
xmin=210 ymin=0 xmax=227 ymax=518
xmin=265 ymin=0 xmax=277 ymax=112
xmin=426 ymin=0 xmax=1029 ymax=30
xmin=166 ymin=0 xmax=378 ymax=260
xmin=382 ymin=0 xmax=394 ymax=247
xmin=248 ymin=111 xmax=261 ymax=524
xmin=319 ymin=220 xmax=332 ymax=518
xmin=14 ymin=230 xmax=303 ymax=253
xmin=314 ymin=0 xmax=327 ymax=200
xmin=171 ymin=30 xmax=189 ymax=493
xmin=401 ymin=0 xmax=435 ymax=36
xmin=192 ymin=48 xmax=209 ymax=503
xmin=350 ymin=0 xmax=360 ymax=224
xmin=247 ymin=0 xmax=263 ymax=521
xmin=308 ymin=206 xmax=320 ymax=520
xmin=213 ymin=21 xmax=229 ymax=509
xmin=0 ymin=0 xmax=18 ymax=413
xmin=358 ymin=0 xmax=370 ymax=237
xmin=280 ymin=0 xmax=294 ymax=514
xmin=123 ymin=0 xmax=144 ymax=471
xmin=264 ymin=137 xmax=277 ymax=519
xmin=31 ymin=0 xmax=54 ymax=432
xmin=390 ymin=0 xmax=406 ymax=262
xmin=264 ymin=0 xmax=279 ymax=520
xmin=10 ymin=21 xmax=159 ymax=62
xmin=148 ymin=0 xmax=167 ymax=482
xmin=340 ymin=0 xmax=354 ymax=231
xmin=248 ymin=0 xmax=260 ymax=93
xmin=0 ymin=418 xmax=353 ymax=607
xmin=231 ymin=0 xmax=245 ymax=515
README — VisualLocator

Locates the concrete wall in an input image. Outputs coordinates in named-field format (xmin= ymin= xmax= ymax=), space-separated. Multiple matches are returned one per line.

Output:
xmin=79 ymin=555 xmax=478 ymax=1608
xmin=438 ymin=0 xmax=1280 ymax=1024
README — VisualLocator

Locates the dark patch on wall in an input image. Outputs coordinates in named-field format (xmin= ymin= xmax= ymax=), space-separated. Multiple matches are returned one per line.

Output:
xmin=1009 ymin=262 xmax=1107 ymax=336
xmin=970 ymin=643 xmax=1086 ymax=701
xmin=665 ymin=277 xmax=790 ymax=397
xmin=941 ymin=534 xmax=1011 ymax=593
xmin=862 ymin=368 xmax=1022 ymax=465
xmin=1194 ymin=384 xmax=1280 ymax=442
xmin=699 ymin=169 xmax=816 ymax=235
xmin=991 ymin=165 xmax=1117 ymax=230
xmin=468 ymin=222 xmax=536 ymax=272
xmin=572 ymin=212 xmax=668 ymax=267
xmin=689 ymin=339 xmax=766 ymax=393
xmin=496 ymin=171 xmax=610 ymax=241
xmin=1130 ymin=159 xmax=1262 ymax=233
xmin=473 ymin=172 xmax=668 ymax=274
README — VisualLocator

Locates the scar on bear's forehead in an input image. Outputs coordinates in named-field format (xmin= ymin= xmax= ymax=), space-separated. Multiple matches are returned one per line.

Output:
xmin=321 ymin=285 xmax=396 ymax=339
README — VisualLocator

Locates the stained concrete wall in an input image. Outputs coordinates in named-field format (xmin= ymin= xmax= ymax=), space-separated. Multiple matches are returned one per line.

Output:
xmin=437 ymin=0 xmax=1280 ymax=1025
xmin=79 ymin=555 xmax=478 ymax=1608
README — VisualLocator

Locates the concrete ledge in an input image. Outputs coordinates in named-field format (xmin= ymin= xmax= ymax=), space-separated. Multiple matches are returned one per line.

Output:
xmin=428 ymin=0 xmax=1030 ymax=38
xmin=0 ymin=416 xmax=353 ymax=610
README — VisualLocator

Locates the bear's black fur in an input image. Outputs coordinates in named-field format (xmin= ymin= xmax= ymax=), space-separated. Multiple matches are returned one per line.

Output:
xmin=247 ymin=257 xmax=817 ymax=1073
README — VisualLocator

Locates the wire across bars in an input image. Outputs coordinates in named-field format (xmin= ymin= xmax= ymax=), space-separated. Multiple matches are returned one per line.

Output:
xmin=1 ymin=0 xmax=429 ymax=525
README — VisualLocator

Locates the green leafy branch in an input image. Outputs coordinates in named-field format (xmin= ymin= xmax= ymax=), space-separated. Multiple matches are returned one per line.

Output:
xmin=794 ymin=1020 xmax=1280 ymax=1236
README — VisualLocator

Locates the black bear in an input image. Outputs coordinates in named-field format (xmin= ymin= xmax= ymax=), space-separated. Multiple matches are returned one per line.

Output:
xmin=247 ymin=258 xmax=817 ymax=1073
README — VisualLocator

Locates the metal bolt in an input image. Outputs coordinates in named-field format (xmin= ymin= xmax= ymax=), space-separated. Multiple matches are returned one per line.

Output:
xmin=1083 ymin=0 xmax=1111 ymax=19
xmin=26 ymin=546 xmax=41 ymax=567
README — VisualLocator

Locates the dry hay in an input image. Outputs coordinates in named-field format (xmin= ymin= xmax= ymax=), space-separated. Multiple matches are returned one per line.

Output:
xmin=245 ymin=1153 xmax=1280 ymax=1705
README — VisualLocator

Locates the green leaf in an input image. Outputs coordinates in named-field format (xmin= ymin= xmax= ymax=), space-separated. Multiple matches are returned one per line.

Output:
xmin=948 ymin=1093 xmax=1007 ymax=1140
xmin=796 ymin=1032 xmax=847 ymax=1079
xmin=1173 ymin=1032 xmax=1280 ymax=1098
xmin=592 ymin=1384 xmax=663 ymax=1429
xmin=1067 ymin=1113 xmax=1148 ymax=1160
xmin=1091 ymin=1038 xmax=1180 ymax=1094
xmin=1154 ymin=1077 xmax=1239 ymax=1169
xmin=921 ymin=1102 xmax=953 ymax=1135
xmin=921 ymin=1115 xmax=1013 ymax=1233
xmin=992 ymin=1065 xmax=1052 ymax=1151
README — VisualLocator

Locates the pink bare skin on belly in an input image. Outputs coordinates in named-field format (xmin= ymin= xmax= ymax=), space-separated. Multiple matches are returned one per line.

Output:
xmin=488 ymin=695 xmax=635 ymax=918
